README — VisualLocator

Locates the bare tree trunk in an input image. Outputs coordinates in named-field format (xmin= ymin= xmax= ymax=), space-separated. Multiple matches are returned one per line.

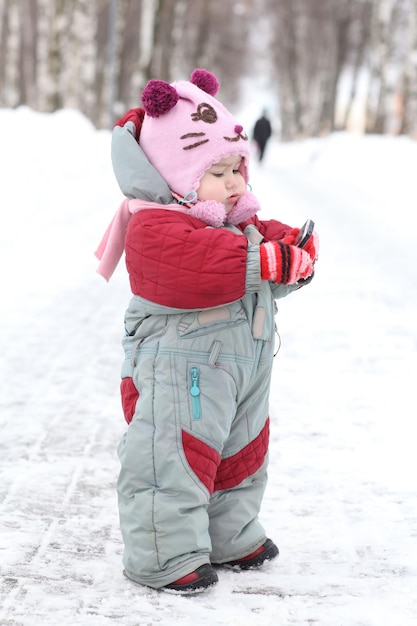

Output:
xmin=94 ymin=0 xmax=110 ymax=127
xmin=341 ymin=2 xmax=371 ymax=130
xmin=45 ymin=0 xmax=68 ymax=111
xmin=175 ymin=0 xmax=250 ymax=107
xmin=365 ymin=0 xmax=397 ymax=133
xmin=329 ymin=1 xmax=352 ymax=132
xmin=275 ymin=0 xmax=304 ymax=139
xmin=1 ymin=0 xmax=21 ymax=107
xmin=0 ymin=0 xmax=12 ymax=105
xmin=316 ymin=6 xmax=342 ymax=135
xmin=60 ymin=0 xmax=96 ymax=118
xmin=144 ymin=0 xmax=177 ymax=82
xmin=183 ymin=0 xmax=213 ymax=72
xmin=18 ymin=0 xmax=38 ymax=105
xmin=398 ymin=0 xmax=417 ymax=137
xmin=117 ymin=0 xmax=142 ymax=110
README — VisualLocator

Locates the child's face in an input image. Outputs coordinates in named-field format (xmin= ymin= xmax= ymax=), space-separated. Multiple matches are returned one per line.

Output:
xmin=197 ymin=156 xmax=246 ymax=214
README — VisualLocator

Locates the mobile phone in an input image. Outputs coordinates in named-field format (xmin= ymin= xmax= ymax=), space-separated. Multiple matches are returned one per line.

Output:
xmin=295 ymin=219 xmax=315 ymax=248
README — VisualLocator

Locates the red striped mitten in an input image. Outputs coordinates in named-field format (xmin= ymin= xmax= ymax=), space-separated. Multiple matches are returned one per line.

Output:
xmin=280 ymin=227 xmax=319 ymax=262
xmin=260 ymin=241 xmax=314 ymax=284
xmin=303 ymin=231 xmax=319 ymax=262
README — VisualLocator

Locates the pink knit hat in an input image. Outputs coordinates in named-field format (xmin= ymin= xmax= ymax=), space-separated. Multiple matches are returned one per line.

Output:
xmin=140 ymin=69 xmax=251 ymax=199
xmin=96 ymin=69 xmax=260 ymax=281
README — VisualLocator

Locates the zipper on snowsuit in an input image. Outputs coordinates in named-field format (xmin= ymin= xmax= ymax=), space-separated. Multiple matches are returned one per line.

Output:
xmin=190 ymin=367 xmax=201 ymax=420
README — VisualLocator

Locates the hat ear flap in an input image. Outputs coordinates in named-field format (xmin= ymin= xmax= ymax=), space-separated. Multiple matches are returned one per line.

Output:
xmin=142 ymin=80 xmax=179 ymax=118
xmin=190 ymin=69 xmax=219 ymax=96
xmin=188 ymin=200 xmax=226 ymax=227
xmin=227 ymin=191 xmax=260 ymax=225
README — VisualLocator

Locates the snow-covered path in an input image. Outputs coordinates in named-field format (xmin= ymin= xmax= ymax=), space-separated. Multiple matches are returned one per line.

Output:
xmin=1 ymin=110 xmax=416 ymax=625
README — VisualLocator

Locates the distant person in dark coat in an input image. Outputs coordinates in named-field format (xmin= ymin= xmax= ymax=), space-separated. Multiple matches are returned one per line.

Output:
xmin=253 ymin=111 xmax=272 ymax=162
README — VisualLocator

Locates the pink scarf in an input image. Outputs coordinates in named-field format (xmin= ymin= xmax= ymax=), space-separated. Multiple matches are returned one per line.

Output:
xmin=95 ymin=199 xmax=188 ymax=281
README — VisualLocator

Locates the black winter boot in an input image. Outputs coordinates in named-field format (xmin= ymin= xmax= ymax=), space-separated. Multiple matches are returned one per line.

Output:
xmin=214 ymin=538 xmax=279 ymax=570
xmin=162 ymin=564 xmax=218 ymax=593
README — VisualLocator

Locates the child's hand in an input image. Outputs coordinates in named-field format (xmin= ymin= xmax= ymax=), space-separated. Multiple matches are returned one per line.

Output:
xmin=280 ymin=227 xmax=300 ymax=246
xmin=260 ymin=241 xmax=314 ymax=285
xmin=303 ymin=231 xmax=319 ymax=262
xmin=281 ymin=227 xmax=319 ymax=262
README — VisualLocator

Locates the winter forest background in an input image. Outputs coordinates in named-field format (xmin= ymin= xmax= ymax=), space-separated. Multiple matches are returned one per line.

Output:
xmin=1 ymin=0 xmax=417 ymax=140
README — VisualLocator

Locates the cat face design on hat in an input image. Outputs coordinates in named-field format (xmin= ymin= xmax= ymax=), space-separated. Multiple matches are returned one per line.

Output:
xmin=139 ymin=69 xmax=250 ymax=200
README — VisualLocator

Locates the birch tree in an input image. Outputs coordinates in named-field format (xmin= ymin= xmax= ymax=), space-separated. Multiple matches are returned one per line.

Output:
xmin=0 ymin=0 xmax=20 ymax=107
xmin=340 ymin=1 xmax=372 ymax=130
xmin=18 ymin=0 xmax=38 ymax=106
xmin=365 ymin=0 xmax=399 ymax=133
xmin=398 ymin=0 xmax=417 ymax=136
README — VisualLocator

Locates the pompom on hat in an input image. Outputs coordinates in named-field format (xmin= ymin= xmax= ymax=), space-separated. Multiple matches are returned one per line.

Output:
xmin=139 ymin=68 xmax=251 ymax=199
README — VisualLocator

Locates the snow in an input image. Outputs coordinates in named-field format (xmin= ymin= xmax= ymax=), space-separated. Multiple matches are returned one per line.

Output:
xmin=1 ymin=107 xmax=417 ymax=626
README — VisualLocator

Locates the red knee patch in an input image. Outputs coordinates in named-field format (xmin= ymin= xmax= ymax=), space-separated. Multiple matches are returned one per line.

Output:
xmin=120 ymin=377 xmax=139 ymax=424
xmin=214 ymin=418 xmax=270 ymax=492
xmin=182 ymin=430 xmax=221 ymax=494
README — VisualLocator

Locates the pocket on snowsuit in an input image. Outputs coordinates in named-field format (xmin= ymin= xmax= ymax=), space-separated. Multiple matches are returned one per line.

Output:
xmin=120 ymin=377 xmax=139 ymax=424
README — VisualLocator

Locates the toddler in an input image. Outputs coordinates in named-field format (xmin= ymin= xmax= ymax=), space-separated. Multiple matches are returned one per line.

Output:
xmin=95 ymin=69 xmax=318 ymax=593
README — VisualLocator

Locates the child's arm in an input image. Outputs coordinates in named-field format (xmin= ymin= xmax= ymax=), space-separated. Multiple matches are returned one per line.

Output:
xmin=126 ymin=210 xmax=250 ymax=309
xmin=125 ymin=210 xmax=315 ymax=310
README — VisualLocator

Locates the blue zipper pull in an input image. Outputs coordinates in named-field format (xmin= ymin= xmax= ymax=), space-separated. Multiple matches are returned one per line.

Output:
xmin=190 ymin=367 xmax=201 ymax=420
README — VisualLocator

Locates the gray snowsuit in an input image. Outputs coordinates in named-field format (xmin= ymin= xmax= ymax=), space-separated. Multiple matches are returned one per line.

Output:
xmin=111 ymin=123 xmax=300 ymax=589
